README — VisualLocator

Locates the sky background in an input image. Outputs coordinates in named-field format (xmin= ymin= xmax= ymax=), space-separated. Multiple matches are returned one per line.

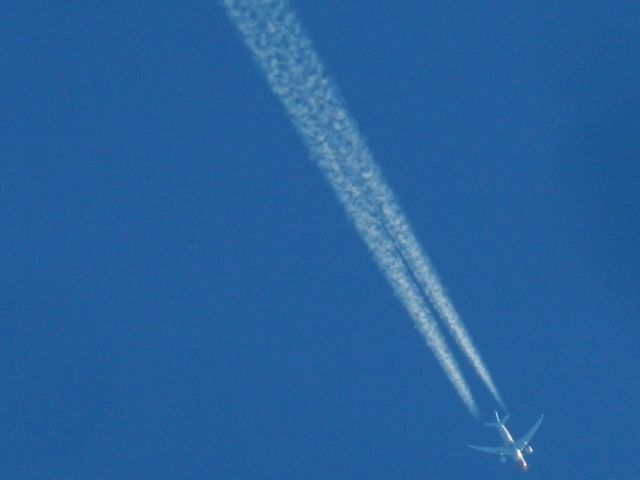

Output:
xmin=3 ymin=0 xmax=640 ymax=478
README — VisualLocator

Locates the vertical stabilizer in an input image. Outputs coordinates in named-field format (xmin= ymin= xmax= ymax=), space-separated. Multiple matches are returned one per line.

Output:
xmin=484 ymin=410 xmax=510 ymax=428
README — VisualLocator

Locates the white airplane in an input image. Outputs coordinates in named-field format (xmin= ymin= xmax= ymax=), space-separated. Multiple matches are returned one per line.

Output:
xmin=468 ymin=411 xmax=544 ymax=472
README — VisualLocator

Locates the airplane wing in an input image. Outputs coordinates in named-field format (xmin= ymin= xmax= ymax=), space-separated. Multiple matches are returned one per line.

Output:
xmin=515 ymin=414 xmax=544 ymax=450
xmin=467 ymin=444 xmax=510 ymax=455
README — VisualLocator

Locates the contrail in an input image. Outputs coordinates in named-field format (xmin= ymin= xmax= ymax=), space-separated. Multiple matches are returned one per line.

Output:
xmin=338 ymin=125 xmax=506 ymax=411
xmin=223 ymin=0 xmax=482 ymax=417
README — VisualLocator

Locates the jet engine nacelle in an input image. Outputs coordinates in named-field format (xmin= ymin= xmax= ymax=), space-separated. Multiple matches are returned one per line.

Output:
xmin=499 ymin=456 xmax=506 ymax=464
xmin=524 ymin=445 xmax=533 ymax=455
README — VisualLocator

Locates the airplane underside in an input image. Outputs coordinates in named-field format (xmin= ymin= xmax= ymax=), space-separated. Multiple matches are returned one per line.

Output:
xmin=468 ymin=411 xmax=543 ymax=472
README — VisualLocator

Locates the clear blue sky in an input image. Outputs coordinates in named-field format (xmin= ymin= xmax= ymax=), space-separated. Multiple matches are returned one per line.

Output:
xmin=3 ymin=1 xmax=639 ymax=478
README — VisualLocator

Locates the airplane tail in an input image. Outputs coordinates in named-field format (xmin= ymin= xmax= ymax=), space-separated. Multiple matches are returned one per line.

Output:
xmin=484 ymin=410 xmax=510 ymax=428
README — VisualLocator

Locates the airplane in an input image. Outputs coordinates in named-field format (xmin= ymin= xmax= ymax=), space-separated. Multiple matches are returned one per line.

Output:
xmin=468 ymin=411 xmax=544 ymax=472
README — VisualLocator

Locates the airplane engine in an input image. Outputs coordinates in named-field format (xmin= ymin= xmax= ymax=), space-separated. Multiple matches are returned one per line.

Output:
xmin=499 ymin=456 xmax=506 ymax=464
xmin=524 ymin=445 xmax=533 ymax=455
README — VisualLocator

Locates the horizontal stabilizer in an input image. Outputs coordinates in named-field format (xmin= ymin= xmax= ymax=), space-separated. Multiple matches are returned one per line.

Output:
xmin=484 ymin=410 xmax=509 ymax=428
xmin=483 ymin=421 xmax=501 ymax=428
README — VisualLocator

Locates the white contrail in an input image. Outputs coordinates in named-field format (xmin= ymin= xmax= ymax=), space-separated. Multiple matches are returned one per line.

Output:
xmin=223 ymin=0 xmax=482 ymax=417
xmin=232 ymin=0 xmax=506 ymax=411
xmin=338 ymin=126 xmax=506 ymax=411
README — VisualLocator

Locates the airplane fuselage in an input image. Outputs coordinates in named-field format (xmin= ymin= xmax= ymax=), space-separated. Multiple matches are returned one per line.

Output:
xmin=498 ymin=424 xmax=515 ymax=445
xmin=511 ymin=447 xmax=528 ymax=472
xmin=499 ymin=425 xmax=527 ymax=471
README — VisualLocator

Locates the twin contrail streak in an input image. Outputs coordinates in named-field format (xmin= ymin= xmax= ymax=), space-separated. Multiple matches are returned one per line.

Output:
xmin=223 ymin=0 xmax=501 ymax=416
xmin=340 ymin=128 xmax=506 ymax=410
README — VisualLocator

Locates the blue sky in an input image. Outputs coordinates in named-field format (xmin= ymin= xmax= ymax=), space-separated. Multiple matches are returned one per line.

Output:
xmin=3 ymin=1 xmax=640 ymax=478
